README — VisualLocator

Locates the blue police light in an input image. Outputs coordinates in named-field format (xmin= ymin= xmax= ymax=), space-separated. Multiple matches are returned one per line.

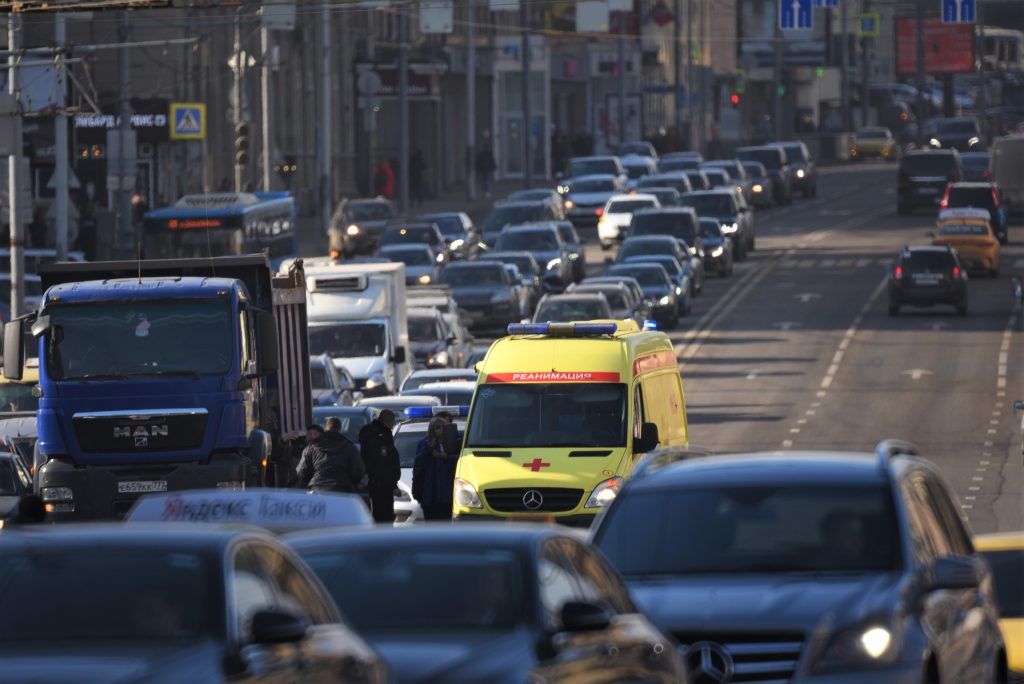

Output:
xmin=506 ymin=322 xmax=618 ymax=336
xmin=405 ymin=405 xmax=471 ymax=420
xmin=643 ymin=319 xmax=658 ymax=331
xmin=507 ymin=323 xmax=550 ymax=335
xmin=404 ymin=407 xmax=435 ymax=419
xmin=434 ymin=405 xmax=470 ymax=417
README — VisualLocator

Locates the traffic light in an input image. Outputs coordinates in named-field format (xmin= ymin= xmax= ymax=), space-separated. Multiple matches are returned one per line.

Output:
xmin=234 ymin=121 xmax=250 ymax=166
xmin=274 ymin=155 xmax=298 ymax=187
xmin=730 ymin=92 xmax=741 ymax=108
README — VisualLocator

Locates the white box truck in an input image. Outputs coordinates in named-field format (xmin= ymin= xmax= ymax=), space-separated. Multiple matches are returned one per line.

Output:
xmin=300 ymin=261 xmax=410 ymax=395
xmin=992 ymin=135 xmax=1024 ymax=217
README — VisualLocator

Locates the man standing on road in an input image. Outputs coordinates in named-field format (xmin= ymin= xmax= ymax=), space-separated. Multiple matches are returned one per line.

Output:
xmin=296 ymin=423 xmax=366 ymax=493
xmin=359 ymin=409 xmax=401 ymax=523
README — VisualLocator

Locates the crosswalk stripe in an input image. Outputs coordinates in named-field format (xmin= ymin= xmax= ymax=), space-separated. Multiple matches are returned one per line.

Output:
xmin=836 ymin=259 xmax=855 ymax=268
xmin=855 ymin=258 xmax=872 ymax=268
xmin=798 ymin=259 xmax=816 ymax=268
xmin=779 ymin=259 xmax=798 ymax=268
xmin=820 ymin=259 xmax=837 ymax=268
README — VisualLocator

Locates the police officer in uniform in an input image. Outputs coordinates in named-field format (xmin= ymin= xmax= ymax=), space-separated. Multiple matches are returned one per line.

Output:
xmin=358 ymin=409 xmax=401 ymax=523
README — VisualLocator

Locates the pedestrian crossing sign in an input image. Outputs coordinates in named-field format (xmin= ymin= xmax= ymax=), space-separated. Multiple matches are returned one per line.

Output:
xmin=170 ymin=102 xmax=206 ymax=140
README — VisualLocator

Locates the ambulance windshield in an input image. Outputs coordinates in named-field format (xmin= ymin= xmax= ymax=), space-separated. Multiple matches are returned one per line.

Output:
xmin=466 ymin=382 xmax=626 ymax=448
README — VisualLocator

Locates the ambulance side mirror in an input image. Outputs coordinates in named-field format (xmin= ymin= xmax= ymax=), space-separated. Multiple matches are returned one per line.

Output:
xmin=633 ymin=422 xmax=659 ymax=454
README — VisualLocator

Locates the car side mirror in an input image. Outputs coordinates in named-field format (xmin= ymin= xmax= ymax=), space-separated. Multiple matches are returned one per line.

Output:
xmin=931 ymin=556 xmax=979 ymax=591
xmin=255 ymin=311 xmax=279 ymax=374
xmin=250 ymin=610 xmax=308 ymax=645
xmin=559 ymin=601 xmax=612 ymax=632
xmin=391 ymin=346 xmax=407 ymax=365
xmin=633 ymin=422 xmax=659 ymax=454
xmin=3 ymin=320 xmax=25 ymax=382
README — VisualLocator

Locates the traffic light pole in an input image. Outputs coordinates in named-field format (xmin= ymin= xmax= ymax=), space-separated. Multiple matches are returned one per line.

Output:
xmin=233 ymin=9 xmax=244 ymax=192
xmin=54 ymin=14 xmax=69 ymax=260
xmin=260 ymin=22 xmax=272 ymax=193
xmin=118 ymin=11 xmax=133 ymax=257
xmin=8 ymin=14 xmax=24 ymax=320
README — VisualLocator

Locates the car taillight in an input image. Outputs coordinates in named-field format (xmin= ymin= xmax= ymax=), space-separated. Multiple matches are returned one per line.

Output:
xmin=952 ymin=266 xmax=961 ymax=279
xmin=940 ymin=185 xmax=951 ymax=208
xmin=894 ymin=265 xmax=903 ymax=280
xmin=991 ymin=186 xmax=1000 ymax=207
xmin=595 ymin=208 xmax=603 ymax=216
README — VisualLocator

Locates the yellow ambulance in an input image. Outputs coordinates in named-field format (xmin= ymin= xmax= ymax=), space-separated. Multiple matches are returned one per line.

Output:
xmin=453 ymin=320 xmax=687 ymax=525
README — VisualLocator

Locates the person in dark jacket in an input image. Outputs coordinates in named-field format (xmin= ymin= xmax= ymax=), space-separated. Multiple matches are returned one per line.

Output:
xmin=296 ymin=424 xmax=366 ymax=493
xmin=358 ymin=409 xmax=401 ymax=523
xmin=412 ymin=417 xmax=457 ymax=521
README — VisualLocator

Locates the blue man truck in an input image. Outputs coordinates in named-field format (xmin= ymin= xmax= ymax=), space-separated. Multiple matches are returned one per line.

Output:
xmin=1 ymin=254 xmax=311 ymax=520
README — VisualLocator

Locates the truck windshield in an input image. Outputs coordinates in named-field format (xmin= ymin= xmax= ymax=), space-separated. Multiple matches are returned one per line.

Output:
xmin=47 ymin=300 xmax=232 ymax=380
xmin=466 ymin=382 xmax=626 ymax=448
xmin=309 ymin=323 xmax=387 ymax=358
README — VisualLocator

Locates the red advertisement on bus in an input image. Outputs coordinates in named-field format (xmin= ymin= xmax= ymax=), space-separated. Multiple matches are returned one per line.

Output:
xmin=896 ymin=18 xmax=974 ymax=75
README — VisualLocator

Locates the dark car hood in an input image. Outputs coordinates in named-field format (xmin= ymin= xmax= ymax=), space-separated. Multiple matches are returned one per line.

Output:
xmin=368 ymin=629 xmax=535 ymax=683
xmin=354 ymin=219 xmax=390 ymax=233
xmin=0 ymin=642 xmax=223 ymax=684
xmin=626 ymin=572 xmax=902 ymax=634
xmin=448 ymin=285 xmax=504 ymax=305
xmin=701 ymin=235 xmax=726 ymax=248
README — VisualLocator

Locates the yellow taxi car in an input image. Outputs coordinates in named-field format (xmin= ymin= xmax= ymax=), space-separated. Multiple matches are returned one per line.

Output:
xmin=931 ymin=207 xmax=1001 ymax=277
xmin=851 ymin=126 xmax=898 ymax=161
xmin=975 ymin=532 xmax=1024 ymax=680
xmin=453 ymin=320 xmax=688 ymax=526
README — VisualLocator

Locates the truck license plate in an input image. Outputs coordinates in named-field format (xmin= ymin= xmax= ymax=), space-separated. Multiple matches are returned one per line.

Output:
xmin=118 ymin=480 xmax=168 ymax=494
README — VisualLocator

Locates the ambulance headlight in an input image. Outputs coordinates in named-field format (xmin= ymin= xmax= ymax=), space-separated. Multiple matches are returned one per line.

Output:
xmin=454 ymin=478 xmax=482 ymax=509
xmin=585 ymin=477 xmax=623 ymax=508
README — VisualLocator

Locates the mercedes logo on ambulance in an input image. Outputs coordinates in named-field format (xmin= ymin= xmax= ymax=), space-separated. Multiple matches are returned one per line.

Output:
xmin=522 ymin=489 xmax=544 ymax=510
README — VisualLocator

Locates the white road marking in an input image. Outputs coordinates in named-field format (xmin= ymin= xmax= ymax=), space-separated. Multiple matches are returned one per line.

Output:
xmin=773 ymin=321 xmax=802 ymax=331
xmin=901 ymin=369 xmax=933 ymax=380
xmin=928 ymin=322 xmax=951 ymax=331
xmin=794 ymin=292 xmax=821 ymax=303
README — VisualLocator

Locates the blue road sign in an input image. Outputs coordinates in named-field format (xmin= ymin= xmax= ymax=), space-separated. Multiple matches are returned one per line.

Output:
xmin=942 ymin=0 xmax=975 ymax=23
xmin=780 ymin=0 xmax=813 ymax=30
xmin=959 ymin=0 xmax=975 ymax=22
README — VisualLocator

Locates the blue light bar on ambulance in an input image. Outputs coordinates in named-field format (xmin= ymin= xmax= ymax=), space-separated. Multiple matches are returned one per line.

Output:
xmin=404 ymin=405 xmax=471 ymax=419
xmin=506 ymin=322 xmax=619 ymax=336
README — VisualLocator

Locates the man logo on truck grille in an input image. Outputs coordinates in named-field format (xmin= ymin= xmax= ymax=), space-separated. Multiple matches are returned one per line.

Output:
xmin=114 ymin=425 xmax=169 ymax=439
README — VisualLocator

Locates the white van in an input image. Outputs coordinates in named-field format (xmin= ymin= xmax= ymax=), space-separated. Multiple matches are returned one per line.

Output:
xmin=992 ymin=136 xmax=1024 ymax=215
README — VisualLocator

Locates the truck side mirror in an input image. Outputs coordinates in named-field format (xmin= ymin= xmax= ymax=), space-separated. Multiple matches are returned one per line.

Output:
xmin=255 ymin=311 xmax=279 ymax=374
xmin=3 ymin=320 xmax=24 ymax=381
xmin=391 ymin=346 xmax=406 ymax=365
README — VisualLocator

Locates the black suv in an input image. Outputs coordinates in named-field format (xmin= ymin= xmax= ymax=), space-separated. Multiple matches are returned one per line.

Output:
xmin=775 ymin=141 xmax=817 ymax=198
xmin=591 ymin=441 xmax=1008 ymax=684
xmin=736 ymin=145 xmax=793 ymax=205
xmin=898 ymin=149 xmax=963 ymax=214
xmin=888 ymin=245 xmax=968 ymax=316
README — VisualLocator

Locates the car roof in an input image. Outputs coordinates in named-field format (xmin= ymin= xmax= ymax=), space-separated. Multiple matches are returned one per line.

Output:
xmin=356 ymin=395 xmax=442 ymax=407
xmin=286 ymin=523 xmax=574 ymax=552
xmin=380 ymin=243 xmax=433 ymax=253
xmin=502 ymin=224 xmax=556 ymax=234
xmin=349 ymin=198 xmax=392 ymax=206
xmin=623 ymin=235 xmax=678 ymax=243
xmin=493 ymin=199 xmax=548 ymax=208
xmin=568 ymin=174 xmax=617 ymax=183
xmin=571 ymin=155 xmax=618 ymax=162
xmin=948 ymin=182 xmax=993 ymax=188
xmin=416 ymin=211 xmax=464 ymax=219
xmin=540 ymin=293 xmax=607 ymax=302
xmin=415 ymin=380 xmax=477 ymax=390
xmin=610 ymin=193 xmax=658 ymax=202
xmin=445 ymin=260 xmax=504 ymax=270
xmin=903 ymin=245 xmax=953 ymax=254
xmin=631 ymin=452 xmax=891 ymax=489
xmin=905 ymin=148 xmax=957 ymax=156
xmin=0 ymin=523 xmax=272 ymax=550
xmin=406 ymin=368 xmax=477 ymax=379
xmin=313 ymin=405 xmax=376 ymax=417
xmin=408 ymin=307 xmax=443 ymax=319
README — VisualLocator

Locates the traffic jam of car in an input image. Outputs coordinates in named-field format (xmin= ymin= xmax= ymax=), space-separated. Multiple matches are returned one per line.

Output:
xmin=1 ymin=128 xmax=1023 ymax=684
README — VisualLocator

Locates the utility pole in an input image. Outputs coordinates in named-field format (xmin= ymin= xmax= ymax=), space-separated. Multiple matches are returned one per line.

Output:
xmin=672 ymin=0 xmax=681 ymax=138
xmin=773 ymin=19 xmax=783 ymax=141
xmin=617 ymin=8 xmax=626 ymax=147
xmin=319 ymin=2 xmax=333 ymax=227
xmin=397 ymin=6 xmax=410 ymax=209
xmin=260 ymin=21 xmax=272 ymax=192
xmin=8 ymin=15 xmax=23 ymax=319
xmin=54 ymin=14 xmax=69 ymax=260
xmin=466 ymin=0 xmax=476 ymax=201
xmin=860 ymin=0 xmax=870 ymax=129
xmin=686 ymin=0 xmax=694 ymax=148
xmin=520 ymin=0 xmax=530 ymax=188
xmin=915 ymin=0 xmax=926 ymax=149
xmin=840 ymin=0 xmax=850 ymax=131
xmin=697 ymin=0 xmax=706 ymax=150
xmin=118 ymin=12 xmax=132 ymax=258
xmin=232 ymin=10 xmax=243 ymax=191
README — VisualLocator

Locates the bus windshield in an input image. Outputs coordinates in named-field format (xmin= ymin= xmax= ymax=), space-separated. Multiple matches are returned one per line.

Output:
xmin=466 ymin=382 xmax=626 ymax=448
xmin=47 ymin=300 xmax=232 ymax=381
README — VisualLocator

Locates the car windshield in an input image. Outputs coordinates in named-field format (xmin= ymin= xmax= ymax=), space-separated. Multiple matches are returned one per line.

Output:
xmin=737 ymin=148 xmax=783 ymax=170
xmin=630 ymin=257 xmax=682 ymax=276
xmin=859 ymin=129 xmax=888 ymax=140
xmin=596 ymin=485 xmax=901 ymax=576
xmin=901 ymin=251 xmax=955 ymax=273
xmin=699 ymin=220 xmax=723 ymax=238
xmin=535 ymin=298 xmax=610 ymax=322
xmin=901 ymin=154 xmax=958 ymax=176
xmin=978 ymin=550 xmax=1024 ymax=618
xmin=467 ymin=382 xmax=626 ymax=447
xmin=0 ymin=382 xmax=38 ymax=412
xmin=679 ymin=193 xmax=738 ymax=215
xmin=417 ymin=215 xmax=463 ymax=235
xmin=947 ymin=187 xmax=996 ymax=208
xmin=609 ymin=265 xmax=666 ymax=288
xmin=961 ymin=155 xmax=990 ymax=171
xmin=496 ymin=231 xmax=558 ymax=252
xmin=309 ymin=323 xmax=387 ymax=358
xmin=608 ymin=199 xmax=656 ymax=214
xmin=631 ymin=213 xmax=697 ymax=242
xmin=938 ymin=224 xmax=988 ymax=236
xmin=936 ymin=119 xmax=978 ymax=134
xmin=408 ymin=317 xmax=443 ymax=342
xmin=310 ymin=363 xmax=332 ymax=390
xmin=0 ymin=549 xmax=213 ymax=643
xmin=741 ymin=162 xmax=766 ymax=177
xmin=312 ymin=410 xmax=368 ymax=442
xmin=781 ymin=144 xmax=807 ymax=162
xmin=300 ymin=545 xmax=525 ymax=631
xmin=570 ymin=179 xmax=616 ymax=193
xmin=577 ymin=288 xmax=628 ymax=311
xmin=384 ymin=247 xmax=434 ymax=266
xmin=380 ymin=227 xmax=438 ymax=247
xmin=570 ymin=159 xmax=618 ymax=176
xmin=47 ymin=300 xmax=232 ymax=381
xmin=624 ymin=164 xmax=650 ymax=179
xmin=647 ymin=190 xmax=679 ymax=206
xmin=508 ymin=190 xmax=552 ymax=202
xmin=393 ymin=428 xmax=424 ymax=467
xmin=485 ymin=255 xmax=537 ymax=277
xmin=442 ymin=266 xmax=505 ymax=287
xmin=704 ymin=170 xmax=730 ymax=186
xmin=484 ymin=205 xmax=546 ymax=233
xmin=349 ymin=202 xmax=393 ymax=220
xmin=639 ymin=176 xmax=686 ymax=191
xmin=619 ymin=240 xmax=674 ymax=260
xmin=660 ymin=159 xmax=700 ymax=171
xmin=618 ymin=143 xmax=650 ymax=156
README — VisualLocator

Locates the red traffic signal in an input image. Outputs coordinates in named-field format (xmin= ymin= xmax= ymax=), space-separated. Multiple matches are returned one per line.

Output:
xmin=730 ymin=92 xmax=740 ymax=108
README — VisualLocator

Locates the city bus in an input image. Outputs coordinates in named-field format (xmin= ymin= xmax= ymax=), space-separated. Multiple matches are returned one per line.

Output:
xmin=143 ymin=191 xmax=297 ymax=265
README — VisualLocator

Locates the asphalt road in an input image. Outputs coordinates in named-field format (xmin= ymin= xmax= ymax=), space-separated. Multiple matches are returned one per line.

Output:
xmin=572 ymin=165 xmax=1023 ymax=535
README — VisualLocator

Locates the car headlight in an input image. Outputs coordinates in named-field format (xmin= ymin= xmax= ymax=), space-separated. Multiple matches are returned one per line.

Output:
xmin=721 ymin=222 xmax=738 ymax=234
xmin=41 ymin=486 xmax=74 ymax=502
xmin=584 ymin=477 xmax=622 ymax=508
xmin=449 ymin=238 xmax=464 ymax=250
xmin=752 ymin=183 xmax=763 ymax=193
xmin=929 ymin=137 xmax=941 ymax=147
xmin=658 ymin=295 xmax=672 ymax=306
xmin=674 ymin=286 xmax=683 ymax=296
xmin=364 ymin=371 xmax=387 ymax=390
xmin=796 ymin=169 xmax=806 ymax=179
xmin=346 ymin=224 xmax=361 ymax=236
xmin=435 ymin=252 xmax=445 ymax=263
xmin=557 ymin=185 xmax=570 ymax=194
xmin=429 ymin=350 xmax=449 ymax=366
xmin=968 ymin=136 xmax=979 ymax=147
xmin=711 ymin=246 xmax=724 ymax=257
xmin=546 ymin=258 xmax=561 ymax=272
xmin=564 ymin=199 xmax=575 ymax=209
xmin=688 ymin=246 xmax=697 ymax=255
xmin=417 ymin=274 xmax=432 ymax=284
xmin=815 ymin=623 xmax=897 ymax=671
xmin=454 ymin=478 xmax=482 ymax=508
